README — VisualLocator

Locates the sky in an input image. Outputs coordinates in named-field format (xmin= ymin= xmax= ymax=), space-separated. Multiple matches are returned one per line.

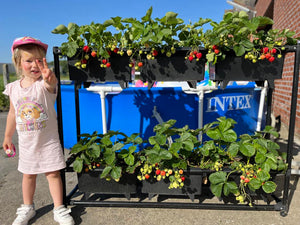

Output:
xmin=0 ymin=0 xmax=233 ymax=63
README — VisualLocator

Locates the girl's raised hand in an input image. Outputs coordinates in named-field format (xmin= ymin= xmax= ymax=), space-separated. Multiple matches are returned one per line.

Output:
xmin=36 ymin=58 xmax=57 ymax=92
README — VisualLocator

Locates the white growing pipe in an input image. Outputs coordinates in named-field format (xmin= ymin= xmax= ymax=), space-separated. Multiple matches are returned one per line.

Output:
xmin=87 ymin=84 xmax=217 ymax=137
xmin=183 ymin=85 xmax=218 ymax=141
xmin=198 ymin=91 xmax=204 ymax=142
xmin=256 ymin=81 xmax=268 ymax=131
xmin=86 ymin=85 xmax=123 ymax=134
xmin=99 ymin=90 xmax=107 ymax=134
xmin=152 ymin=106 xmax=173 ymax=145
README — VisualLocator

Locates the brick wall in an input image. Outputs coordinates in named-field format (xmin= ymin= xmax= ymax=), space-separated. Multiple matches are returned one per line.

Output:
xmin=255 ymin=0 xmax=300 ymax=134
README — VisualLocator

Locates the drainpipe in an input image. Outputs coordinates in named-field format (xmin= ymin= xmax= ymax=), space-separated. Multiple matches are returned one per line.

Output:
xmin=86 ymin=85 xmax=123 ymax=134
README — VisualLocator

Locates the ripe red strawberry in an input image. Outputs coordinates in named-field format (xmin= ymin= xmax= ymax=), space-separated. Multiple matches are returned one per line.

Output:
xmin=81 ymin=59 xmax=87 ymax=64
xmin=265 ymin=53 xmax=271 ymax=59
xmin=214 ymin=49 xmax=220 ymax=54
xmin=212 ymin=45 xmax=218 ymax=50
xmin=263 ymin=47 xmax=269 ymax=54
xmin=188 ymin=55 xmax=194 ymax=61
xmin=181 ymin=176 xmax=185 ymax=181
xmin=160 ymin=171 xmax=166 ymax=176
xmin=113 ymin=48 xmax=119 ymax=53
xmin=138 ymin=62 xmax=143 ymax=67
xmin=193 ymin=50 xmax=198 ymax=55
xmin=91 ymin=51 xmax=97 ymax=57
xmin=106 ymin=62 xmax=111 ymax=68
xmin=271 ymin=48 xmax=277 ymax=54
xmin=196 ymin=52 xmax=202 ymax=59
xmin=83 ymin=45 xmax=90 ymax=52
xmin=152 ymin=50 xmax=158 ymax=56
xmin=155 ymin=169 xmax=161 ymax=175
xmin=102 ymin=59 xmax=107 ymax=64
xmin=244 ymin=178 xmax=250 ymax=183
xmin=268 ymin=56 xmax=275 ymax=62
xmin=145 ymin=174 xmax=150 ymax=179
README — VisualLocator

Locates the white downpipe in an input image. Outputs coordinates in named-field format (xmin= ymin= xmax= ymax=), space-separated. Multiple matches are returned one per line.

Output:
xmin=86 ymin=85 xmax=123 ymax=134
xmin=256 ymin=81 xmax=268 ymax=131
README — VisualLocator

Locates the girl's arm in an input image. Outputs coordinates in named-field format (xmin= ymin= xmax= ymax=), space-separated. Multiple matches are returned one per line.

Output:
xmin=2 ymin=100 xmax=16 ymax=151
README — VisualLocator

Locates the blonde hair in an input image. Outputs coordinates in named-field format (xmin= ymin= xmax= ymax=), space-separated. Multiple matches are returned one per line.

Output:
xmin=12 ymin=44 xmax=46 ymax=77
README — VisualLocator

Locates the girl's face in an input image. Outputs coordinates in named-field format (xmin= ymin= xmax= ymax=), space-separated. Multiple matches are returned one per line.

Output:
xmin=20 ymin=49 xmax=44 ymax=81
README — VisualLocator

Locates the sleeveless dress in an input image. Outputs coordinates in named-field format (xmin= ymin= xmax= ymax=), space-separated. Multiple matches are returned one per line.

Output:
xmin=3 ymin=78 xmax=66 ymax=174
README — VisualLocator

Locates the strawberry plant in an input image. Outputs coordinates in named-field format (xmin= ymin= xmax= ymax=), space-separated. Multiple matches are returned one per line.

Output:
xmin=51 ymin=6 xmax=210 ymax=70
xmin=137 ymin=119 xmax=201 ymax=189
xmin=205 ymin=118 xmax=287 ymax=206
xmin=203 ymin=11 xmax=300 ymax=64
xmin=70 ymin=130 xmax=143 ymax=181
xmin=69 ymin=117 xmax=287 ymax=206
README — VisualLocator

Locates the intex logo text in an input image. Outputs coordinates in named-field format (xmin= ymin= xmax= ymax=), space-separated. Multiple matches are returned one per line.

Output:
xmin=206 ymin=95 xmax=252 ymax=112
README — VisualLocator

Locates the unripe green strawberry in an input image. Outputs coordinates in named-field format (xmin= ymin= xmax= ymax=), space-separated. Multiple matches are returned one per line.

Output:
xmin=127 ymin=49 xmax=132 ymax=56
xmin=166 ymin=52 xmax=172 ymax=57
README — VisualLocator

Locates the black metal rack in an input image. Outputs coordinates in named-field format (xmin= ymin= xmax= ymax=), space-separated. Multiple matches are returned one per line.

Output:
xmin=53 ymin=43 xmax=300 ymax=216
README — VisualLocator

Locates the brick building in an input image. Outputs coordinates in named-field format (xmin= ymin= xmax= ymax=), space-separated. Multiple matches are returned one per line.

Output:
xmin=255 ymin=0 xmax=300 ymax=134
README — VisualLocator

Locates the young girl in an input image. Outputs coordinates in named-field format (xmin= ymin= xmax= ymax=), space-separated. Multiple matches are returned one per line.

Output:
xmin=2 ymin=37 xmax=74 ymax=225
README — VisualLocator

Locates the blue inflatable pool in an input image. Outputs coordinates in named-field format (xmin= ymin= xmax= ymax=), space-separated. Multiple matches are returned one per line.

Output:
xmin=57 ymin=81 xmax=264 ymax=149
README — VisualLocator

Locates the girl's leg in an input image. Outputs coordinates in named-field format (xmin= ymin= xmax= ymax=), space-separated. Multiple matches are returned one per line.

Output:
xmin=22 ymin=174 xmax=37 ymax=205
xmin=45 ymin=170 xmax=63 ymax=208
xmin=46 ymin=170 xmax=74 ymax=224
